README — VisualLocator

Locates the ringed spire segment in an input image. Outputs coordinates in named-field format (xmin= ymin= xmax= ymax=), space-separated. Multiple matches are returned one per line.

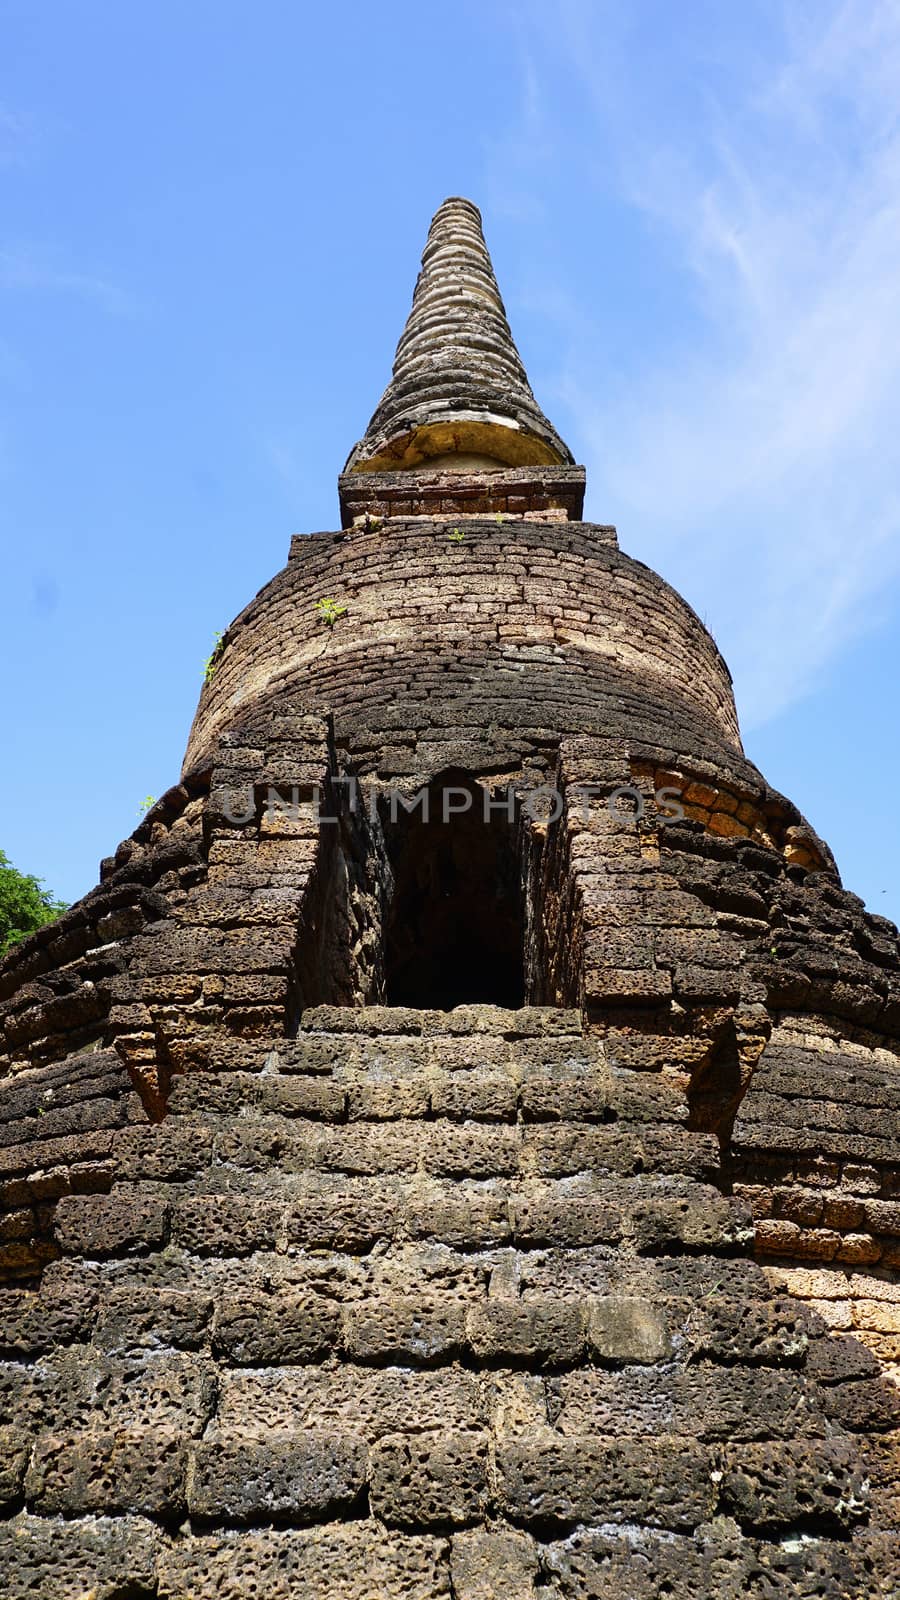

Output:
xmin=345 ymin=196 xmax=574 ymax=474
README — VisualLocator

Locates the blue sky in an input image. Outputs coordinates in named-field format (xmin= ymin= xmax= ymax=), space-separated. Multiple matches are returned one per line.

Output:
xmin=2 ymin=0 xmax=898 ymax=925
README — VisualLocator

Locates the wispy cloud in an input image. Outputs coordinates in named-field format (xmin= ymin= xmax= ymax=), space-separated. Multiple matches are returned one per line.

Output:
xmin=260 ymin=430 xmax=317 ymax=503
xmin=480 ymin=21 xmax=555 ymax=226
xmin=501 ymin=0 xmax=900 ymax=727
xmin=0 ymin=247 xmax=137 ymax=316
xmin=0 ymin=102 xmax=36 ymax=167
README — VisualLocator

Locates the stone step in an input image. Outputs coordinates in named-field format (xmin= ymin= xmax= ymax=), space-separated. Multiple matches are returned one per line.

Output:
xmin=7 ymin=1246 xmax=803 ymax=1354
xmin=212 ymin=1031 xmax=598 ymax=1076
xmin=1 ymin=1512 xmax=889 ymax=1600
xmin=297 ymin=1004 xmax=584 ymax=1037
xmin=169 ymin=1059 xmax=687 ymax=1127
xmin=110 ymin=1115 xmax=718 ymax=1189
xmin=79 ymin=1286 xmax=673 ymax=1370
xmin=51 ymin=1171 xmax=747 ymax=1261
xmin=17 ymin=1393 xmax=867 ymax=1537
xmin=16 ymin=1254 xmax=806 ymax=1367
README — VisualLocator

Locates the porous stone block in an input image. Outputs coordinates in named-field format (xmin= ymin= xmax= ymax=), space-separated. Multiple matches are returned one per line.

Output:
xmin=805 ymin=1332 xmax=879 ymax=1383
xmin=212 ymin=1291 xmax=340 ymax=1364
xmin=423 ymin=1123 xmax=521 ymax=1178
xmin=587 ymin=1295 xmax=671 ymax=1363
xmin=685 ymin=1293 xmax=809 ymax=1365
xmin=26 ymin=1425 xmax=188 ymax=1517
xmin=627 ymin=1182 xmax=753 ymax=1253
xmin=0 ymin=1424 xmax=29 ymax=1505
xmin=53 ymin=1188 xmax=169 ymax=1257
xmin=430 ymin=1071 xmax=517 ymax=1121
xmin=584 ymin=967 xmax=673 ymax=1002
xmin=521 ymin=1125 xmax=719 ymax=1181
xmin=171 ymin=1195 xmax=282 ymax=1256
xmin=822 ymin=1373 xmax=900 ymax=1432
xmin=450 ymin=1528 xmax=540 ymax=1599
xmin=0 ymin=1512 xmax=160 ymax=1600
xmin=719 ymin=1438 xmax=869 ymax=1532
xmin=80 ymin=1351 xmax=217 ymax=1435
xmin=113 ymin=1120 xmax=215 ymax=1181
xmin=96 ymin=1285 xmax=212 ymax=1351
xmin=509 ymin=1184 xmax=623 ymax=1248
xmin=467 ymin=1300 xmax=586 ymax=1366
xmin=216 ymin=1365 xmax=486 ymax=1443
xmin=497 ymin=1432 xmax=716 ymax=1531
xmin=155 ymin=1522 xmax=451 ymax=1599
xmin=188 ymin=1432 xmax=366 ymax=1522
xmin=348 ymin=1075 xmax=431 ymax=1120
xmin=369 ymin=1430 xmax=490 ymax=1528
xmin=865 ymin=1198 xmax=900 ymax=1236
xmin=284 ymin=1181 xmax=398 ymax=1251
xmin=0 ymin=1275 xmax=97 ymax=1355
xmin=252 ymin=1074 xmax=346 ymax=1120
xmin=553 ymin=1366 xmax=825 ymax=1442
xmin=344 ymin=1295 xmax=467 ymax=1363
xmin=402 ymin=1182 xmax=511 ymax=1248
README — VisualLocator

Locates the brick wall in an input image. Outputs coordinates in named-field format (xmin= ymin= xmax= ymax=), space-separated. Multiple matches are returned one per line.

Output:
xmin=1 ymin=514 xmax=899 ymax=1594
xmin=183 ymin=518 xmax=742 ymax=776
xmin=1 ymin=1006 xmax=897 ymax=1596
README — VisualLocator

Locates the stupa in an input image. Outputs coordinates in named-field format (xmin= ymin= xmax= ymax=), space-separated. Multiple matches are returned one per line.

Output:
xmin=0 ymin=198 xmax=897 ymax=1599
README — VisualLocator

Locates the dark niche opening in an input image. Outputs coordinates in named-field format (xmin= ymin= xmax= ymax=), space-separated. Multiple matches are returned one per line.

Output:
xmin=383 ymin=775 xmax=525 ymax=1010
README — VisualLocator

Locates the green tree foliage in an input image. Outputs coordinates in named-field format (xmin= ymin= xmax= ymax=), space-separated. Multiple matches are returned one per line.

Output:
xmin=0 ymin=850 xmax=68 ymax=957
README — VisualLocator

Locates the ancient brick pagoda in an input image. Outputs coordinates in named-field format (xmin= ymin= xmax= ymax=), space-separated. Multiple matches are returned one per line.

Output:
xmin=1 ymin=197 xmax=898 ymax=1598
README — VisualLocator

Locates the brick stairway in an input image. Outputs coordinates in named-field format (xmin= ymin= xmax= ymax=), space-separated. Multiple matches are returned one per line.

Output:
xmin=0 ymin=1006 xmax=897 ymax=1596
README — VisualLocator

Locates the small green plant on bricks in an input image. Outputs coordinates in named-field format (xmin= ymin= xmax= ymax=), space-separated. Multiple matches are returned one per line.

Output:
xmin=138 ymin=796 xmax=156 ymax=817
xmin=315 ymin=596 xmax=348 ymax=627
xmin=448 ymin=527 xmax=466 ymax=543
xmin=202 ymin=631 xmax=225 ymax=682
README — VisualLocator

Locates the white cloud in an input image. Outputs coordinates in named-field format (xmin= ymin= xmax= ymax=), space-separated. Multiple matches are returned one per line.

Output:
xmin=503 ymin=0 xmax=900 ymax=727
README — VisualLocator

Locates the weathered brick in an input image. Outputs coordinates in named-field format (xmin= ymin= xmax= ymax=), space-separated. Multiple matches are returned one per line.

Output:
xmin=497 ymin=1433 xmax=716 ymax=1530
xmin=27 ymin=1426 xmax=187 ymax=1517
xmin=171 ymin=1195 xmax=282 ymax=1256
xmin=188 ymin=1432 xmax=365 ymax=1522
xmin=467 ymin=1301 xmax=586 ymax=1366
xmin=344 ymin=1295 xmax=467 ymax=1363
xmin=53 ymin=1189 xmax=169 ymax=1257
xmin=213 ymin=1292 xmax=340 ymax=1364
xmin=370 ymin=1430 xmax=490 ymax=1528
xmin=720 ymin=1438 xmax=869 ymax=1532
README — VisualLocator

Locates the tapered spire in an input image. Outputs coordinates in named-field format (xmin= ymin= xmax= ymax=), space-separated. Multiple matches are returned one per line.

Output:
xmin=345 ymin=197 xmax=574 ymax=473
